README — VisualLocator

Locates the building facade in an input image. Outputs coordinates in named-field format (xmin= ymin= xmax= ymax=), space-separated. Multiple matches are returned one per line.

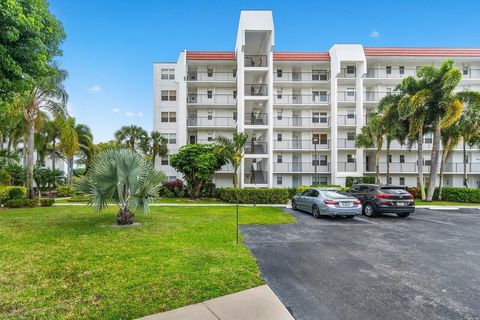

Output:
xmin=153 ymin=11 xmax=480 ymax=188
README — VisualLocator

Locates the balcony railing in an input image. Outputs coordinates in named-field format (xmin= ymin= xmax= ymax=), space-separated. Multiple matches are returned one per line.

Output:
xmin=338 ymin=68 xmax=357 ymax=78
xmin=187 ymin=116 xmax=236 ymax=127
xmin=366 ymin=68 xmax=416 ymax=79
xmin=337 ymin=139 xmax=356 ymax=148
xmin=274 ymin=71 xmax=330 ymax=81
xmin=337 ymin=91 xmax=356 ymax=102
xmin=244 ymin=141 xmax=268 ymax=154
xmin=364 ymin=162 xmax=480 ymax=173
xmin=274 ymin=94 xmax=330 ymax=105
xmin=364 ymin=91 xmax=395 ymax=102
xmin=245 ymin=55 xmax=267 ymax=67
xmin=187 ymin=71 xmax=236 ymax=82
xmin=462 ymin=69 xmax=480 ymax=79
xmin=338 ymin=162 xmax=357 ymax=172
xmin=274 ymin=116 xmax=330 ymax=128
xmin=245 ymin=170 xmax=268 ymax=184
xmin=273 ymin=139 xmax=330 ymax=150
xmin=245 ymin=84 xmax=268 ymax=96
xmin=274 ymin=162 xmax=330 ymax=173
xmin=187 ymin=94 xmax=236 ymax=105
xmin=337 ymin=115 xmax=356 ymax=126
xmin=245 ymin=112 xmax=268 ymax=125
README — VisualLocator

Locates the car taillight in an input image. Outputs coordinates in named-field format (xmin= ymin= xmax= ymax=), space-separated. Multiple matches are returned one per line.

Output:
xmin=376 ymin=193 xmax=391 ymax=199
xmin=353 ymin=200 xmax=361 ymax=205
xmin=324 ymin=200 xmax=338 ymax=205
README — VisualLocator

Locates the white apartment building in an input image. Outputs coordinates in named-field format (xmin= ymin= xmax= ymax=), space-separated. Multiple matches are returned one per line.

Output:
xmin=153 ymin=10 xmax=480 ymax=188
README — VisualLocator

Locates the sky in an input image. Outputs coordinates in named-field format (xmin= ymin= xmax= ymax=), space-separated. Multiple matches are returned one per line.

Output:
xmin=48 ymin=0 xmax=480 ymax=143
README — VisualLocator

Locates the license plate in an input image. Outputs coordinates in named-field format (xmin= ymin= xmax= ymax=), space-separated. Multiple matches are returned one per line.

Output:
xmin=396 ymin=202 xmax=406 ymax=206
xmin=341 ymin=202 xmax=352 ymax=207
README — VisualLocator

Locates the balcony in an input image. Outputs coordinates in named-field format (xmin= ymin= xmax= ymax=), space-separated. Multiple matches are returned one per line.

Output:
xmin=274 ymin=162 xmax=330 ymax=173
xmin=274 ymin=116 xmax=330 ymax=128
xmin=187 ymin=71 xmax=236 ymax=82
xmin=337 ymin=91 xmax=356 ymax=102
xmin=245 ymin=55 xmax=267 ymax=67
xmin=273 ymin=139 xmax=330 ymax=150
xmin=364 ymin=162 xmax=480 ymax=173
xmin=274 ymin=71 xmax=330 ymax=82
xmin=364 ymin=91 xmax=395 ymax=102
xmin=245 ymin=84 xmax=268 ymax=96
xmin=187 ymin=116 xmax=236 ymax=128
xmin=337 ymin=138 xmax=356 ymax=148
xmin=338 ymin=68 xmax=357 ymax=78
xmin=187 ymin=94 xmax=236 ymax=105
xmin=245 ymin=112 xmax=268 ymax=125
xmin=366 ymin=68 xmax=416 ymax=79
xmin=337 ymin=115 xmax=356 ymax=126
xmin=274 ymin=94 xmax=330 ymax=105
xmin=338 ymin=162 xmax=357 ymax=171
xmin=462 ymin=68 xmax=480 ymax=79
xmin=244 ymin=141 xmax=268 ymax=154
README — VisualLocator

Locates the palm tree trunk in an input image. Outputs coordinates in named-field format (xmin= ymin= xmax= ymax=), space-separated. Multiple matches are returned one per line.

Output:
xmin=67 ymin=157 xmax=74 ymax=185
xmin=0 ymin=132 xmax=3 ymax=150
xmin=233 ymin=166 xmax=238 ymax=188
xmin=438 ymin=138 xmax=451 ymax=200
xmin=426 ymin=120 xmax=441 ymax=201
xmin=152 ymin=150 xmax=157 ymax=167
xmin=116 ymin=206 xmax=134 ymax=225
xmin=417 ymin=129 xmax=426 ymax=200
xmin=375 ymin=145 xmax=381 ymax=184
xmin=52 ymin=138 xmax=56 ymax=189
xmin=386 ymin=139 xmax=391 ymax=184
xmin=26 ymin=120 xmax=36 ymax=199
xmin=463 ymin=139 xmax=468 ymax=187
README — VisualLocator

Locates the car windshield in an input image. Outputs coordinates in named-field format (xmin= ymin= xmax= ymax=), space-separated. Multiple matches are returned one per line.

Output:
xmin=321 ymin=190 xmax=352 ymax=199
xmin=380 ymin=187 xmax=408 ymax=194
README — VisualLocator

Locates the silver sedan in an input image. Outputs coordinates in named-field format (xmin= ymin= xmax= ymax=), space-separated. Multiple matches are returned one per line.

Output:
xmin=291 ymin=188 xmax=362 ymax=218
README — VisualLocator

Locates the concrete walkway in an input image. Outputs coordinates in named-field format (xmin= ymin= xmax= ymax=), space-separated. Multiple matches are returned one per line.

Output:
xmin=137 ymin=285 xmax=294 ymax=320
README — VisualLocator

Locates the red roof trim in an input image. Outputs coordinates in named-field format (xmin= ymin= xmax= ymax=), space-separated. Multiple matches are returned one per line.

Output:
xmin=186 ymin=51 xmax=235 ymax=60
xmin=365 ymin=48 xmax=480 ymax=57
xmin=274 ymin=52 xmax=330 ymax=61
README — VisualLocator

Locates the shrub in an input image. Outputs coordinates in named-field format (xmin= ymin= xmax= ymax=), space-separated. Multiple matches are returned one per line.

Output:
xmin=406 ymin=186 xmax=421 ymax=199
xmin=345 ymin=176 xmax=376 ymax=187
xmin=0 ymin=186 xmax=27 ymax=204
xmin=39 ymin=198 xmax=55 ymax=207
xmin=435 ymin=187 xmax=480 ymax=203
xmin=217 ymin=188 xmax=289 ymax=204
xmin=160 ymin=179 xmax=185 ymax=198
xmin=4 ymin=198 xmax=37 ymax=208
xmin=67 ymin=194 xmax=90 ymax=202
xmin=56 ymin=185 xmax=72 ymax=197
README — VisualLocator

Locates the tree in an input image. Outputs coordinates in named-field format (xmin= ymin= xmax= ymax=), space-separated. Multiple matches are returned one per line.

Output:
xmin=438 ymin=124 xmax=461 ymax=200
xmin=73 ymin=149 xmax=166 ymax=225
xmin=215 ymin=133 xmax=248 ymax=188
xmin=356 ymin=114 xmax=385 ymax=183
xmin=170 ymin=144 xmax=226 ymax=199
xmin=149 ymin=131 xmax=168 ymax=167
xmin=33 ymin=166 xmax=65 ymax=196
xmin=15 ymin=71 xmax=69 ymax=198
xmin=0 ymin=0 xmax=65 ymax=102
xmin=114 ymin=125 xmax=148 ymax=152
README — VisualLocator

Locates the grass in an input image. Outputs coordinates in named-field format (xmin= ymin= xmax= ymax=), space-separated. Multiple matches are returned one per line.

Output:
xmin=0 ymin=206 xmax=295 ymax=319
xmin=54 ymin=197 xmax=227 ymax=204
xmin=415 ymin=200 xmax=480 ymax=206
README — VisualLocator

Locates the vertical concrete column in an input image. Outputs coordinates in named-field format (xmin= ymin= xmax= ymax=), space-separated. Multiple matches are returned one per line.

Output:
xmin=267 ymin=50 xmax=274 ymax=188
xmin=356 ymin=61 xmax=365 ymax=177
xmin=237 ymin=48 xmax=245 ymax=188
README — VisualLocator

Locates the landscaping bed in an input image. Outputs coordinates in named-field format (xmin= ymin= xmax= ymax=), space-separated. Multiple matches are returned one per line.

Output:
xmin=0 ymin=206 xmax=294 ymax=319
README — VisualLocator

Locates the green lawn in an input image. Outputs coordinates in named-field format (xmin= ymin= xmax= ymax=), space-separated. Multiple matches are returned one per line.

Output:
xmin=0 ymin=206 xmax=294 ymax=319
xmin=415 ymin=200 xmax=480 ymax=206
xmin=54 ymin=197 xmax=226 ymax=204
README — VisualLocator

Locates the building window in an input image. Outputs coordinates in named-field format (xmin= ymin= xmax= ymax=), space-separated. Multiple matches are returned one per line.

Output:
xmin=233 ymin=90 xmax=237 ymax=99
xmin=424 ymin=159 xmax=432 ymax=166
xmin=207 ymin=132 xmax=213 ymax=142
xmin=312 ymin=112 xmax=319 ymax=123
xmin=233 ymin=111 xmax=237 ymax=120
xmin=161 ymin=90 xmax=176 ymax=101
xmin=346 ymin=66 xmax=355 ymax=76
xmin=277 ymin=110 xmax=282 ymax=120
xmin=161 ymin=112 xmax=176 ymax=122
xmin=347 ymin=88 xmax=355 ymax=98
xmin=424 ymin=134 xmax=433 ymax=144
xmin=388 ymin=155 xmax=392 ymax=163
xmin=386 ymin=66 xmax=392 ymax=75
xmin=277 ymin=69 xmax=283 ymax=78
xmin=399 ymin=66 xmax=405 ymax=75
xmin=164 ymin=133 xmax=176 ymax=144
xmin=347 ymin=154 xmax=355 ymax=163
xmin=161 ymin=157 xmax=169 ymax=166
xmin=312 ymin=155 xmax=319 ymax=166
xmin=387 ymin=177 xmax=392 ymax=184
xmin=277 ymin=176 xmax=283 ymax=185
xmin=463 ymin=65 xmax=469 ymax=76
xmin=207 ymin=111 xmax=213 ymax=120
xmin=161 ymin=69 xmax=175 ymax=80
xmin=399 ymin=177 xmax=405 ymax=185
xmin=320 ymin=112 xmax=328 ymax=123
xmin=168 ymin=176 xmax=176 ymax=182
xmin=320 ymin=155 xmax=327 ymax=166
xmin=277 ymin=133 xmax=282 ymax=141
xmin=277 ymin=90 xmax=282 ymax=99
xmin=207 ymin=67 xmax=213 ymax=77
xmin=347 ymin=132 xmax=355 ymax=141
xmin=277 ymin=155 xmax=282 ymax=163
xmin=347 ymin=110 xmax=355 ymax=119
xmin=207 ymin=90 xmax=213 ymax=99
xmin=233 ymin=69 xmax=237 ymax=78
xmin=400 ymin=155 xmax=405 ymax=163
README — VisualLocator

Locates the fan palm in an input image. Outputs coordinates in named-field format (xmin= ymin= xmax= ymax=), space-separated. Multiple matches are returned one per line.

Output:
xmin=215 ymin=133 xmax=248 ymax=188
xmin=114 ymin=125 xmax=148 ymax=152
xmin=356 ymin=114 xmax=385 ymax=183
xmin=73 ymin=149 xmax=166 ymax=225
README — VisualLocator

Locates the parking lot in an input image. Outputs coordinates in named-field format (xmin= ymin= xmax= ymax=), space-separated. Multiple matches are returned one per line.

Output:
xmin=241 ymin=208 xmax=480 ymax=320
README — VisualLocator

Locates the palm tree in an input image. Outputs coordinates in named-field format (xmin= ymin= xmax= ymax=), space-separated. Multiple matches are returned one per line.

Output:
xmin=438 ymin=124 xmax=462 ymax=199
xmin=408 ymin=60 xmax=463 ymax=201
xmin=215 ymin=133 xmax=249 ymax=188
xmin=15 ymin=71 xmax=69 ymax=198
xmin=73 ymin=149 xmax=166 ymax=225
xmin=149 ymin=131 xmax=168 ymax=167
xmin=356 ymin=114 xmax=385 ymax=184
xmin=114 ymin=125 xmax=148 ymax=152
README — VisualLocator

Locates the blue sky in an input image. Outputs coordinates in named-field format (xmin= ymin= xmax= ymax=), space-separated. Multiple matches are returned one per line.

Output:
xmin=49 ymin=0 xmax=480 ymax=142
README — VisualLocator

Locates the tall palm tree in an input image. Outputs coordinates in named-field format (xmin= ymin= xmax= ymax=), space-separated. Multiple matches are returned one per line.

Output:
xmin=356 ymin=114 xmax=385 ymax=184
xmin=438 ymin=124 xmax=461 ymax=199
xmin=149 ymin=131 xmax=168 ymax=166
xmin=15 ymin=71 xmax=69 ymax=198
xmin=114 ymin=125 xmax=148 ymax=151
xmin=215 ymin=133 xmax=249 ymax=188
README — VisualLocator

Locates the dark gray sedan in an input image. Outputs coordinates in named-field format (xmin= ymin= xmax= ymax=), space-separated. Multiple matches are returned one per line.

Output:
xmin=292 ymin=188 xmax=362 ymax=218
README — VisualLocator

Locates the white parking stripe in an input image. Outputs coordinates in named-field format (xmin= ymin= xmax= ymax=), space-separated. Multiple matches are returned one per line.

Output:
xmin=411 ymin=217 xmax=456 ymax=226
xmin=354 ymin=217 xmax=379 ymax=225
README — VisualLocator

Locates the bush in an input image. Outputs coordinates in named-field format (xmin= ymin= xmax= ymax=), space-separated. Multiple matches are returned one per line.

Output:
xmin=345 ymin=176 xmax=376 ymax=187
xmin=4 ymin=198 xmax=37 ymax=208
xmin=39 ymin=198 xmax=55 ymax=207
xmin=56 ymin=185 xmax=72 ymax=197
xmin=67 ymin=194 xmax=90 ymax=202
xmin=159 ymin=179 xmax=186 ymax=198
xmin=0 ymin=186 xmax=27 ymax=204
xmin=217 ymin=188 xmax=289 ymax=204
xmin=435 ymin=187 xmax=480 ymax=203
xmin=406 ymin=186 xmax=421 ymax=199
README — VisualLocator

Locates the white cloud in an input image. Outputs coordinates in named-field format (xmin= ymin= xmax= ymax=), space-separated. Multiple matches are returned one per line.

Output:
xmin=87 ymin=85 xmax=102 ymax=93
xmin=370 ymin=30 xmax=380 ymax=38
xmin=138 ymin=112 xmax=144 ymax=117
xmin=111 ymin=108 xmax=120 ymax=113
xmin=125 ymin=112 xmax=135 ymax=117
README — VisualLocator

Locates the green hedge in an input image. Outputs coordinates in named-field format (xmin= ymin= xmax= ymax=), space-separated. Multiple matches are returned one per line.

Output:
xmin=0 ymin=186 xmax=27 ymax=204
xmin=67 ymin=194 xmax=90 ymax=202
xmin=39 ymin=198 xmax=55 ymax=207
xmin=217 ymin=188 xmax=289 ymax=204
xmin=56 ymin=185 xmax=72 ymax=197
xmin=345 ymin=176 xmax=376 ymax=187
xmin=4 ymin=198 xmax=37 ymax=208
xmin=434 ymin=187 xmax=480 ymax=203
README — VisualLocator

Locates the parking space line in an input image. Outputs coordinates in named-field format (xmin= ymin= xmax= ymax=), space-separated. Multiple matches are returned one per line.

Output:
xmin=354 ymin=217 xmax=379 ymax=225
xmin=411 ymin=217 xmax=456 ymax=226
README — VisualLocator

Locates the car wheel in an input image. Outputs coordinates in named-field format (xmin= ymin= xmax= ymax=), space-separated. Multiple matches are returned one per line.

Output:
xmin=397 ymin=212 xmax=410 ymax=218
xmin=292 ymin=200 xmax=298 ymax=210
xmin=312 ymin=205 xmax=320 ymax=219
xmin=363 ymin=203 xmax=376 ymax=217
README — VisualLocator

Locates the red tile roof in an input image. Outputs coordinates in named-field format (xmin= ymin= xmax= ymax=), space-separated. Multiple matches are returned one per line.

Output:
xmin=186 ymin=51 xmax=235 ymax=60
xmin=364 ymin=48 xmax=480 ymax=57
xmin=274 ymin=52 xmax=330 ymax=61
